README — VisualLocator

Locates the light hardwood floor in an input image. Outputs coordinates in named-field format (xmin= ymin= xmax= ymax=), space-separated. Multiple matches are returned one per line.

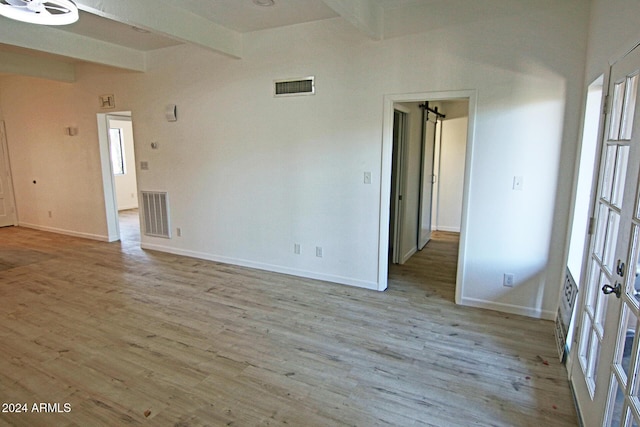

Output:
xmin=0 ymin=223 xmax=578 ymax=426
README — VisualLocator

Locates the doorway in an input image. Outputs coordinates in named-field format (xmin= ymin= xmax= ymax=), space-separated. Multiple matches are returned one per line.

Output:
xmin=389 ymin=107 xmax=409 ymax=264
xmin=97 ymin=112 xmax=140 ymax=243
xmin=0 ymin=121 xmax=17 ymax=228
xmin=380 ymin=90 xmax=476 ymax=296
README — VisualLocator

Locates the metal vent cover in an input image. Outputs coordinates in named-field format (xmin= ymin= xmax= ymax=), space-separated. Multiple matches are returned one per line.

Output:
xmin=141 ymin=191 xmax=171 ymax=238
xmin=274 ymin=76 xmax=315 ymax=97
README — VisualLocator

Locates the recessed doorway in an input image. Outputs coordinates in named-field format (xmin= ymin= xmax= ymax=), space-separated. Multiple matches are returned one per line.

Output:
xmin=97 ymin=111 xmax=140 ymax=243
xmin=379 ymin=90 xmax=476 ymax=302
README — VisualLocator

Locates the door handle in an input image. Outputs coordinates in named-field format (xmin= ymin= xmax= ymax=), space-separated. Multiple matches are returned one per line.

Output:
xmin=617 ymin=259 xmax=626 ymax=277
xmin=602 ymin=283 xmax=622 ymax=298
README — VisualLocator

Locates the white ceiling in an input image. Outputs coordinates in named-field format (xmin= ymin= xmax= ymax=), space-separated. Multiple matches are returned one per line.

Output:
xmin=157 ymin=0 xmax=341 ymax=33
xmin=58 ymin=0 xmax=348 ymax=52
xmin=62 ymin=11 xmax=183 ymax=52
xmin=0 ymin=0 xmax=438 ymax=81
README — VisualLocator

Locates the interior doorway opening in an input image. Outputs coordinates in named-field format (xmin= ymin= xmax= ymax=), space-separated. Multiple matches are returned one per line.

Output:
xmin=97 ymin=111 xmax=140 ymax=243
xmin=379 ymin=90 xmax=476 ymax=299
xmin=388 ymin=99 xmax=468 ymax=277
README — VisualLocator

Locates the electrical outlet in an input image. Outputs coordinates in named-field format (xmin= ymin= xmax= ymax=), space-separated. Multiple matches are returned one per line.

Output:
xmin=176 ymin=227 xmax=182 ymax=237
xmin=48 ymin=211 xmax=52 ymax=218
xmin=364 ymin=172 xmax=372 ymax=184
xmin=316 ymin=246 xmax=323 ymax=258
xmin=294 ymin=243 xmax=301 ymax=254
xmin=503 ymin=273 xmax=515 ymax=287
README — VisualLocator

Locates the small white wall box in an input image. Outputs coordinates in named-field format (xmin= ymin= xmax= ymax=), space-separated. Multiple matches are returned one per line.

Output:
xmin=166 ymin=104 xmax=177 ymax=122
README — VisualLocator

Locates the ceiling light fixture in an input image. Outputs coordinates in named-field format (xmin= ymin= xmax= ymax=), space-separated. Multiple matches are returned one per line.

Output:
xmin=253 ymin=0 xmax=275 ymax=6
xmin=0 ymin=0 xmax=79 ymax=26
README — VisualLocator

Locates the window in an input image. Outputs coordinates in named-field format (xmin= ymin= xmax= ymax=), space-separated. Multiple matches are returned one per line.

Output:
xmin=109 ymin=128 xmax=126 ymax=175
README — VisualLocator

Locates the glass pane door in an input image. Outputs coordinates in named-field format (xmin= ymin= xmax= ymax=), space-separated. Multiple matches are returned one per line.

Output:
xmin=571 ymin=45 xmax=640 ymax=427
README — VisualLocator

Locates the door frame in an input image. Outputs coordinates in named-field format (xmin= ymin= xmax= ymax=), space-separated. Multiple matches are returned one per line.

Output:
xmin=569 ymin=40 xmax=640 ymax=426
xmin=97 ymin=111 xmax=138 ymax=242
xmin=418 ymin=105 xmax=440 ymax=249
xmin=390 ymin=105 xmax=410 ymax=264
xmin=378 ymin=89 xmax=477 ymax=294
xmin=0 ymin=121 xmax=18 ymax=227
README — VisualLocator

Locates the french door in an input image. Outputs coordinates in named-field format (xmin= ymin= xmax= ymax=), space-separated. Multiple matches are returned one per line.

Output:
xmin=571 ymin=44 xmax=640 ymax=426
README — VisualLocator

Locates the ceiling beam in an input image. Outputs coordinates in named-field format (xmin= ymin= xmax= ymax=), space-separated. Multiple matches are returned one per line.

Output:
xmin=0 ymin=18 xmax=146 ymax=72
xmin=0 ymin=51 xmax=75 ymax=82
xmin=76 ymin=0 xmax=243 ymax=59
xmin=322 ymin=0 xmax=383 ymax=40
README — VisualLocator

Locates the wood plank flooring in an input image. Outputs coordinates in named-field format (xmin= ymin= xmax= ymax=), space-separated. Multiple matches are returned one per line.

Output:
xmin=0 ymin=224 xmax=578 ymax=426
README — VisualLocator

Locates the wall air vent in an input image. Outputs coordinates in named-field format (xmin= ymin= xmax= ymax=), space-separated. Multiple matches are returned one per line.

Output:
xmin=274 ymin=76 xmax=315 ymax=97
xmin=141 ymin=191 xmax=171 ymax=238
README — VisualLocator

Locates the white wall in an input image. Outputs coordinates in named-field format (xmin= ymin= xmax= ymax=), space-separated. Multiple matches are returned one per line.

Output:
xmin=0 ymin=77 xmax=109 ymax=240
xmin=585 ymin=0 xmax=640 ymax=83
xmin=0 ymin=0 xmax=590 ymax=318
xmin=109 ymin=118 xmax=139 ymax=211
xmin=432 ymin=101 xmax=467 ymax=233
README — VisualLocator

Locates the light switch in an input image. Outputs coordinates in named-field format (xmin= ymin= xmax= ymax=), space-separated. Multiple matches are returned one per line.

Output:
xmin=140 ymin=161 xmax=149 ymax=170
xmin=513 ymin=176 xmax=523 ymax=191
xmin=364 ymin=172 xmax=372 ymax=184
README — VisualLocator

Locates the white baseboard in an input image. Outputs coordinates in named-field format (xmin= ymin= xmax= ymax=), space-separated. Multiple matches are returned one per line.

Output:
xmin=140 ymin=242 xmax=380 ymax=291
xmin=458 ymin=296 xmax=555 ymax=320
xmin=18 ymin=222 xmax=110 ymax=242
xmin=118 ymin=204 xmax=139 ymax=211
xmin=435 ymin=225 xmax=461 ymax=233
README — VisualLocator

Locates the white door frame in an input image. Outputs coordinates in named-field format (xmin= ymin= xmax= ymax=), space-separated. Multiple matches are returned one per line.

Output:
xmin=569 ymin=41 xmax=640 ymax=426
xmin=97 ymin=113 xmax=120 ymax=242
xmin=391 ymin=105 xmax=410 ymax=264
xmin=0 ymin=121 xmax=18 ymax=227
xmin=378 ymin=90 xmax=477 ymax=293
xmin=97 ymin=111 xmax=137 ymax=242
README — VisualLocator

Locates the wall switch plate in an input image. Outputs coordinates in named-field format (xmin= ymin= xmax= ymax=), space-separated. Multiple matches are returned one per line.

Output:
xmin=294 ymin=243 xmax=301 ymax=254
xmin=316 ymin=246 xmax=323 ymax=257
xmin=364 ymin=172 xmax=372 ymax=184
xmin=140 ymin=161 xmax=149 ymax=170
xmin=503 ymin=273 xmax=515 ymax=287
xmin=513 ymin=176 xmax=523 ymax=191
xmin=176 ymin=227 xmax=182 ymax=237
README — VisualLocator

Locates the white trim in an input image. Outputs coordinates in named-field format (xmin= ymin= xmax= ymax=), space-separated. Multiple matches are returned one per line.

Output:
xmin=380 ymin=90 xmax=477 ymax=297
xmin=97 ymin=113 xmax=120 ymax=242
xmin=459 ymin=296 xmax=556 ymax=320
xmin=18 ymin=222 xmax=109 ymax=242
xmin=118 ymin=204 xmax=139 ymax=211
xmin=434 ymin=225 xmax=461 ymax=233
xmin=0 ymin=121 xmax=18 ymax=227
xmin=140 ymin=242 xmax=379 ymax=291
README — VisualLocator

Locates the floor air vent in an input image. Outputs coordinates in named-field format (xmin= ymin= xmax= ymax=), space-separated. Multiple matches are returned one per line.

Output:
xmin=274 ymin=76 xmax=315 ymax=97
xmin=141 ymin=191 xmax=171 ymax=238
